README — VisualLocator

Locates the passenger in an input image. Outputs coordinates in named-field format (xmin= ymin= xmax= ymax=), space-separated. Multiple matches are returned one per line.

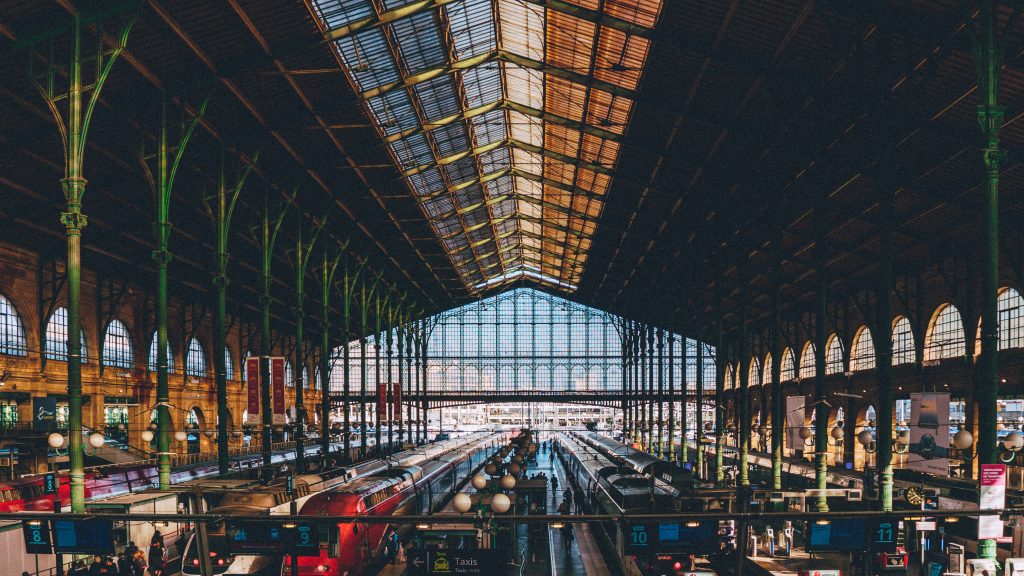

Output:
xmin=561 ymin=523 xmax=575 ymax=552
xmin=148 ymin=531 xmax=166 ymax=576
xmin=69 ymin=560 xmax=89 ymax=576
xmin=551 ymin=475 xmax=558 ymax=492
xmin=87 ymin=555 xmax=111 ymax=575
xmin=131 ymin=549 xmax=146 ymax=576
xmin=384 ymin=529 xmax=400 ymax=564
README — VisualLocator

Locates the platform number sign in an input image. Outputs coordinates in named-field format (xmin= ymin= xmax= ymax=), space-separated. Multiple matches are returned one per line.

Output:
xmin=292 ymin=524 xmax=319 ymax=556
xmin=22 ymin=520 xmax=52 ymax=554
xmin=876 ymin=522 xmax=894 ymax=544
xmin=624 ymin=523 xmax=650 ymax=553
xmin=870 ymin=520 xmax=898 ymax=553
xmin=43 ymin=472 xmax=57 ymax=495
xmin=285 ymin=473 xmax=294 ymax=498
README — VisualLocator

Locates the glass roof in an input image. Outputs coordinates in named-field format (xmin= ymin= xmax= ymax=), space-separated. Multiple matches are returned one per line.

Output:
xmin=311 ymin=0 xmax=663 ymax=294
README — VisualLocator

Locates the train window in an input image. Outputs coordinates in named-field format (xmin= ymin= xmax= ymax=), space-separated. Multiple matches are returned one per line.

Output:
xmin=326 ymin=525 xmax=340 ymax=558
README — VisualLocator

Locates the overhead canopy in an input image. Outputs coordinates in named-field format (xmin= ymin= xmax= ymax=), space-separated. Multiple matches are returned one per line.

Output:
xmin=310 ymin=0 xmax=662 ymax=294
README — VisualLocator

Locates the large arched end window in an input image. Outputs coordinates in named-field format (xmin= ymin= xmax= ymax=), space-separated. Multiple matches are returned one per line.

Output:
xmin=148 ymin=332 xmax=175 ymax=373
xmin=924 ymin=304 xmax=965 ymax=361
xmin=749 ymin=357 xmax=761 ymax=387
xmin=0 ymin=294 xmax=27 ymax=356
xmin=762 ymin=353 xmax=773 ymax=384
xmin=45 ymin=307 xmax=87 ymax=361
xmin=849 ymin=326 xmax=875 ymax=371
xmin=999 ymin=288 xmax=1024 ymax=350
xmin=102 ymin=319 xmax=134 ymax=368
xmin=892 ymin=317 xmax=916 ymax=365
xmin=780 ymin=348 xmax=795 ymax=381
xmin=799 ymin=342 xmax=816 ymax=379
xmin=223 ymin=346 xmax=235 ymax=380
xmin=185 ymin=338 xmax=207 ymax=377
xmin=825 ymin=334 xmax=844 ymax=375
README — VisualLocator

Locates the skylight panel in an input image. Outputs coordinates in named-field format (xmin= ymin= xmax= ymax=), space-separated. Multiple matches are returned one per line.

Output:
xmin=593 ymin=27 xmax=650 ymax=91
xmin=544 ymin=123 xmax=581 ymax=158
xmin=414 ymin=76 xmax=462 ymax=123
xmin=423 ymin=195 xmax=455 ymax=218
xmin=447 ymin=0 xmax=497 ymax=61
xmin=366 ymin=90 xmax=417 ymax=136
xmin=606 ymin=0 xmax=663 ymax=28
xmin=499 ymin=0 xmax=545 ymax=61
xmin=504 ymin=64 xmax=544 ymax=110
xmin=493 ymin=199 xmax=516 ymax=219
xmin=584 ymin=88 xmax=633 ymax=135
xmin=511 ymin=148 xmax=542 ymax=175
xmin=454 ymin=184 xmax=485 ymax=210
xmin=485 ymin=174 xmax=515 ymax=197
xmin=546 ymin=10 xmax=596 ymax=75
xmin=479 ymin=147 xmax=511 ymax=175
xmin=462 ymin=64 xmax=503 ymax=108
xmin=431 ymin=122 xmax=472 ymax=158
xmin=507 ymin=110 xmax=542 ymax=147
xmin=471 ymin=109 xmax=507 ymax=146
xmin=311 ymin=0 xmax=373 ymax=29
xmin=464 ymin=207 xmax=490 ymax=227
xmin=334 ymin=28 xmax=399 ymax=92
xmin=544 ymin=75 xmax=587 ymax=122
xmin=407 ymin=166 xmax=444 ymax=197
xmin=444 ymin=156 xmax=479 ymax=185
xmin=515 ymin=175 xmax=542 ymax=199
xmin=390 ymin=133 xmax=434 ymax=169
xmin=390 ymin=12 xmax=447 ymax=75
xmin=579 ymin=133 xmax=620 ymax=169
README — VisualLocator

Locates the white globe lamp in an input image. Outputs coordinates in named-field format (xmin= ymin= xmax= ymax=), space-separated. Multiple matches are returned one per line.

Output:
xmin=47 ymin=433 xmax=65 ymax=449
xmin=491 ymin=493 xmax=511 ymax=513
xmin=140 ymin=430 xmax=155 ymax=443
xmin=453 ymin=493 xmax=472 ymax=514
xmin=500 ymin=474 xmax=516 ymax=490
xmin=174 ymin=430 xmax=188 ymax=442
xmin=471 ymin=474 xmax=487 ymax=490
xmin=88 ymin=432 xmax=106 ymax=449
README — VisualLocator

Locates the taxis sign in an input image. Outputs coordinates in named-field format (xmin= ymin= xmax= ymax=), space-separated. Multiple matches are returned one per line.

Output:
xmin=407 ymin=549 xmax=508 ymax=575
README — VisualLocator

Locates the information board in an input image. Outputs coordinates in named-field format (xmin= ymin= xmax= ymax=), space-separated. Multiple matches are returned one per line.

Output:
xmin=806 ymin=518 xmax=866 ymax=552
xmin=624 ymin=521 xmax=719 ymax=555
xmin=979 ymin=463 xmax=1007 ymax=539
xmin=52 ymin=518 xmax=115 ymax=554
xmin=22 ymin=520 xmax=52 ymax=554
xmin=407 ymin=549 xmax=508 ymax=575
xmin=225 ymin=520 xmax=320 ymax=556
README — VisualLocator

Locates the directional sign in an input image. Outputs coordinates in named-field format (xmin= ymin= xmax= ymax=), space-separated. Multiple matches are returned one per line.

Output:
xmin=623 ymin=522 xmax=719 ymax=554
xmin=225 ymin=520 xmax=320 ymax=556
xmin=43 ymin=472 xmax=57 ymax=495
xmin=22 ymin=520 xmax=52 ymax=554
xmin=406 ymin=549 xmax=508 ymax=575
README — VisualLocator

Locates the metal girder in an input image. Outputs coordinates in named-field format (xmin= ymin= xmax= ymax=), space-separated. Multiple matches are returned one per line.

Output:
xmin=511 ymin=167 xmax=609 ymax=200
xmin=401 ymin=138 xmax=611 ymax=180
xmin=383 ymin=98 xmax=622 ymax=145
xmin=361 ymin=49 xmax=497 ymax=100
xmin=417 ymin=168 xmax=512 ymax=202
xmin=401 ymin=139 xmax=504 ymax=177
xmin=322 ymin=0 xmax=652 ymax=45
xmin=500 ymin=50 xmax=636 ymax=98
xmin=510 ymin=138 xmax=613 ymax=175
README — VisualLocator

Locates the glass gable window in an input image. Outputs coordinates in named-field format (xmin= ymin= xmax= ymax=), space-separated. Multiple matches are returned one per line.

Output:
xmin=925 ymin=304 xmax=965 ymax=361
xmin=102 ymin=320 xmax=134 ymax=368
xmin=45 ymin=307 xmax=87 ymax=362
xmin=0 ymin=295 xmax=27 ymax=356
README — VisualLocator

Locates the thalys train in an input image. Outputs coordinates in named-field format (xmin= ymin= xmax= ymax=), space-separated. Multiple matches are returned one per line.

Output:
xmin=289 ymin=432 xmax=501 ymax=575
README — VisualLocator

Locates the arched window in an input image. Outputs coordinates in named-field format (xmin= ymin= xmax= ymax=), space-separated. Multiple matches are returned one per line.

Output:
xmin=799 ymin=342 xmax=816 ymax=379
xmin=999 ymin=288 xmax=1024 ymax=350
xmin=825 ymin=334 xmax=844 ymax=375
xmin=780 ymin=348 xmax=795 ymax=381
xmin=148 ymin=332 xmax=175 ymax=373
xmin=0 ymin=294 xmax=28 ymax=356
xmin=102 ymin=320 xmax=133 ymax=368
xmin=892 ymin=317 xmax=916 ymax=365
xmin=223 ymin=347 xmax=234 ymax=380
xmin=724 ymin=365 xmax=733 ymax=389
xmin=849 ymin=326 xmax=875 ymax=371
xmin=924 ymin=304 xmax=965 ymax=361
xmin=302 ymin=367 xmax=310 ymax=389
xmin=285 ymin=361 xmax=294 ymax=388
xmin=45 ymin=307 xmax=87 ymax=361
xmin=241 ymin=350 xmax=253 ymax=382
xmin=762 ymin=353 xmax=773 ymax=384
xmin=749 ymin=357 xmax=761 ymax=387
xmin=185 ymin=338 xmax=207 ymax=377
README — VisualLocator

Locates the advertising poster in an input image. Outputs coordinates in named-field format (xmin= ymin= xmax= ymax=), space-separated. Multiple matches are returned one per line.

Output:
xmin=245 ymin=357 xmax=261 ymax=419
xmin=392 ymin=383 xmax=402 ymax=423
xmin=271 ymin=357 xmax=286 ymax=425
xmin=908 ymin=392 xmax=950 ymax=475
xmin=786 ymin=396 xmax=807 ymax=456
xmin=378 ymin=383 xmax=389 ymax=422
xmin=979 ymin=463 xmax=1006 ymax=540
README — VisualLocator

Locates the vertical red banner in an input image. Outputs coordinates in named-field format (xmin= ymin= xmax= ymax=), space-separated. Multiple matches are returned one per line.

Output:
xmin=377 ymin=383 xmax=388 ymax=422
xmin=392 ymin=383 xmax=402 ymax=423
xmin=245 ymin=357 xmax=261 ymax=418
xmin=271 ymin=357 xmax=286 ymax=424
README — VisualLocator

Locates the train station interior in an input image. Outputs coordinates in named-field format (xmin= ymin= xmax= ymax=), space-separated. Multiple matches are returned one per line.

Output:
xmin=1 ymin=0 xmax=1023 ymax=575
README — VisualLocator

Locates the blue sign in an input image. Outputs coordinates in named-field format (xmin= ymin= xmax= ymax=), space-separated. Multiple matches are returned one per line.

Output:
xmin=22 ymin=520 xmax=52 ymax=554
xmin=625 ymin=522 xmax=719 ymax=554
xmin=43 ymin=473 xmax=57 ymax=495
xmin=225 ymin=520 xmax=319 ymax=555
xmin=806 ymin=519 xmax=866 ymax=552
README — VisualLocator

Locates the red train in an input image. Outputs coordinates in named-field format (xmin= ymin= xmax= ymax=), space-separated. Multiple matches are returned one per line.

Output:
xmin=288 ymin=435 xmax=495 ymax=576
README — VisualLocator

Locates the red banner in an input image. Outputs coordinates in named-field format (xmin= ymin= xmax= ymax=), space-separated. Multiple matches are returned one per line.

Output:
xmin=392 ymin=383 xmax=402 ymax=423
xmin=271 ymin=357 xmax=286 ymax=424
xmin=377 ymin=383 xmax=388 ymax=423
xmin=245 ymin=357 xmax=261 ymax=418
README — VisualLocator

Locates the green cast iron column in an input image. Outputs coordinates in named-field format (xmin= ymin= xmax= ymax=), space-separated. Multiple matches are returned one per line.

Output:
xmin=814 ymin=211 xmax=830 ymax=512
xmin=292 ymin=223 xmax=320 ymax=474
xmin=975 ymin=0 xmax=1003 ymax=561
xmin=771 ymin=274 xmax=784 ymax=492
xmin=385 ymin=303 xmax=395 ymax=452
xmin=648 ymin=326 xmax=656 ymax=453
xmin=657 ymin=329 xmax=665 ymax=458
xmin=875 ymin=187 xmax=895 ymax=511
xmin=319 ymin=246 xmax=342 ymax=460
xmin=397 ymin=311 xmax=404 ymax=446
xmin=715 ymin=324 xmax=725 ymax=483
xmin=259 ymin=193 xmax=290 ymax=467
xmin=696 ymin=334 xmax=704 ymax=480
xmin=668 ymin=332 xmax=676 ymax=462
xmin=739 ymin=304 xmax=750 ymax=487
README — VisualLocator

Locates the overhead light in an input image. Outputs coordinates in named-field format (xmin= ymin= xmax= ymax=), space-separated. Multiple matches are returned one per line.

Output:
xmin=684 ymin=521 xmax=700 ymax=528
xmin=814 ymin=519 xmax=830 ymax=525
xmin=550 ymin=522 xmax=565 ymax=529
xmin=416 ymin=523 xmax=431 ymax=530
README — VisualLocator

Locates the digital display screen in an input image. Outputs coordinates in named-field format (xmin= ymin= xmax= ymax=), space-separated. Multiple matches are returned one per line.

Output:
xmin=53 ymin=518 xmax=115 ymax=554
xmin=806 ymin=518 xmax=866 ymax=552
xmin=626 ymin=522 xmax=719 ymax=554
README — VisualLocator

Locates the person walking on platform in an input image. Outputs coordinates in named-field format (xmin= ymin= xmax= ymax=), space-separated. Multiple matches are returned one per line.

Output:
xmin=551 ymin=475 xmax=558 ymax=494
xmin=561 ymin=523 xmax=575 ymax=553
xmin=148 ymin=531 xmax=166 ymax=576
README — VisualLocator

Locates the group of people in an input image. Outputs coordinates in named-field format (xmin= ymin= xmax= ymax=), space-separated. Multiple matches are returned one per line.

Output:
xmin=62 ymin=531 xmax=167 ymax=576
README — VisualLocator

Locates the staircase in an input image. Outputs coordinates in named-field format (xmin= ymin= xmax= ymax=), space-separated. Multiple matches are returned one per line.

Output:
xmin=81 ymin=427 xmax=153 ymax=464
